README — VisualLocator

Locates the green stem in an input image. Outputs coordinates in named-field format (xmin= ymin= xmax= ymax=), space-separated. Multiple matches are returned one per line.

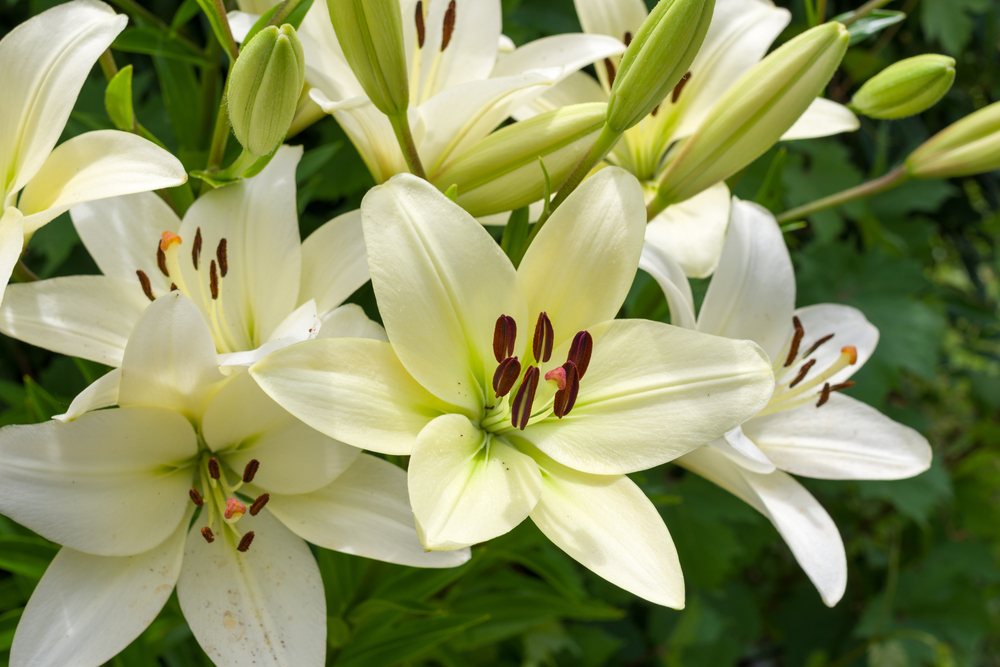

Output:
xmin=816 ymin=0 xmax=827 ymax=23
xmin=775 ymin=165 xmax=909 ymax=223
xmin=213 ymin=0 xmax=240 ymax=62
xmin=106 ymin=0 xmax=204 ymax=54
xmin=389 ymin=113 xmax=427 ymax=180
xmin=11 ymin=260 xmax=38 ymax=283
xmin=842 ymin=0 xmax=894 ymax=26
xmin=98 ymin=49 xmax=118 ymax=81
xmin=202 ymin=79 xmax=233 ymax=196
xmin=266 ymin=0 xmax=307 ymax=27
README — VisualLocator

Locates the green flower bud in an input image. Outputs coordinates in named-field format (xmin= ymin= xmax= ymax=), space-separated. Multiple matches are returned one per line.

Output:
xmin=652 ymin=22 xmax=850 ymax=212
xmin=431 ymin=104 xmax=608 ymax=218
xmin=906 ymin=101 xmax=1000 ymax=179
xmin=227 ymin=25 xmax=305 ymax=157
xmin=328 ymin=0 xmax=409 ymax=117
xmin=606 ymin=0 xmax=716 ymax=133
xmin=849 ymin=55 xmax=955 ymax=120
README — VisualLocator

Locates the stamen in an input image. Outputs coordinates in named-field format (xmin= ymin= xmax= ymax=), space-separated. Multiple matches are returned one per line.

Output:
xmin=170 ymin=283 xmax=178 ymax=291
xmin=672 ymin=71 xmax=691 ymax=103
xmin=189 ymin=488 xmax=205 ymax=507
xmin=769 ymin=345 xmax=859 ymax=408
xmin=441 ymin=1 xmax=456 ymax=51
xmin=136 ymin=270 xmax=156 ymax=301
xmin=210 ymin=260 xmax=219 ymax=300
xmin=604 ymin=58 xmax=616 ymax=87
xmin=237 ymin=531 xmax=255 ymax=552
xmin=224 ymin=497 xmax=247 ymax=521
xmin=208 ymin=457 xmax=221 ymax=480
xmin=544 ymin=365 xmax=566 ymax=390
xmin=511 ymin=366 xmax=539 ymax=430
xmin=242 ymin=459 xmax=260 ymax=484
xmin=651 ymin=104 xmax=660 ymax=117
xmin=249 ymin=494 xmax=269 ymax=516
xmin=803 ymin=333 xmax=834 ymax=358
xmin=216 ymin=239 xmax=228 ymax=278
xmin=816 ymin=383 xmax=831 ymax=407
xmin=192 ymin=227 xmax=203 ymax=270
xmin=415 ymin=1 xmax=425 ymax=48
xmin=623 ymin=31 xmax=632 ymax=47
xmin=156 ymin=245 xmax=169 ymax=277
xmin=493 ymin=315 xmax=516 ymax=362
xmin=201 ymin=527 xmax=215 ymax=543
xmin=492 ymin=356 xmax=521 ymax=398
xmin=553 ymin=361 xmax=580 ymax=418
xmin=568 ymin=331 xmax=593 ymax=378
xmin=787 ymin=359 xmax=816 ymax=388
xmin=533 ymin=312 xmax=553 ymax=363
xmin=784 ymin=316 xmax=804 ymax=367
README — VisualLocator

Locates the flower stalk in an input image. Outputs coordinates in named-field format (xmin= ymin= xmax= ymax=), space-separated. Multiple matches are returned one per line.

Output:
xmin=775 ymin=165 xmax=909 ymax=223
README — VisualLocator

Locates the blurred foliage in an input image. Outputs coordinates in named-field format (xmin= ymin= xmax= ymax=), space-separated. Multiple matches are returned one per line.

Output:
xmin=1 ymin=0 xmax=999 ymax=665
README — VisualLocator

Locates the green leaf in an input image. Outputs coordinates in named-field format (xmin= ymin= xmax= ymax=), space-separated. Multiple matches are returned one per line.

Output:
xmin=171 ymin=0 xmax=201 ymax=29
xmin=0 ymin=535 xmax=59 ymax=580
xmin=335 ymin=614 xmax=489 ymax=667
xmin=113 ymin=27 xmax=211 ymax=67
xmin=23 ymin=377 xmax=66 ymax=423
xmin=192 ymin=0 xmax=237 ymax=61
xmin=832 ymin=10 xmax=907 ymax=46
xmin=105 ymin=65 xmax=135 ymax=131
xmin=0 ymin=608 xmax=23 ymax=651
xmin=244 ymin=0 xmax=316 ymax=47
xmin=920 ymin=0 xmax=991 ymax=55
xmin=500 ymin=206 xmax=530 ymax=264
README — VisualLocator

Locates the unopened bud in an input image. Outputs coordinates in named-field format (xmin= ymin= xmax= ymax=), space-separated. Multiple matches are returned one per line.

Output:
xmin=328 ymin=0 xmax=409 ymax=117
xmin=606 ymin=0 xmax=716 ymax=133
xmin=228 ymin=25 xmax=305 ymax=157
xmin=652 ymin=22 xmax=850 ymax=211
xmin=849 ymin=55 xmax=955 ymax=120
xmin=431 ymin=103 xmax=607 ymax=217
xmin=906 ymin=101 xmax=1000 ymax=179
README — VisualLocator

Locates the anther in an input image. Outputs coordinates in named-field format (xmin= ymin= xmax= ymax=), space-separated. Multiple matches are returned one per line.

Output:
xmin=225 ymin=497 xmax=247 ymax=521
xmin=208 ymin=457 xmax=221 ymax=479
xmin=816 ymin=383 xmax=831 ymax=407
xmin=787 ymin=359 xmax=816 ymax=389
xmin=604 ymin=58 xmax=616 ymax=87
xmin=784 ymin=316 xmax=804 ymax=367
xmin=493 ymin=315 xmax=516 ymax=362
xmin=249 ymin=493 xmax=270 ymax=516
xmin=533 ymin=312 xmax=553 ymax=363
xmin=192 ymin=227 xmax=203 ymax=270
xmin=189 ymin=488 xmax=205 ymax=507
xmin=623 ymin=31 xmax=632 ymax=47
xmin=201 ymin=527 xmax=215 ymax=543
xmin=216 ymin=238 xmax=228 ymax=278
xmin=237 ymin=531 xmax=255 ymax=552
xmin=242 ymin=459 xmax=260 ymax=484
xmin=210 ymin=260 xmax=219 ymax=300
xmin=672 ymin=71 xmax=691 ymax=103
xmin=553 ymin=361 xmax=580 ymax=418
xmin=136 ymin=270 xmax=156 ymax=301
xmin=492 ymin=356 xmax=521 ymax=398
xmin=651 ymin=104 xmax=660 ymax=116
xmin=415 ymin=1 xmax=425 ymax=48
xmin=803 ymin=333 xmax=834 ymax=358
xmin=441 ymin=1 xmax=455 ymax=51
xmin=156 ymin=245 xmax=169 ymax=277
xmin=568 ymin=331 xmax=593 ymax=378
xmin=511 ymin=366 xmax=539 ymax=430
xmin=170 ymin=283 xmax=178 ymax=291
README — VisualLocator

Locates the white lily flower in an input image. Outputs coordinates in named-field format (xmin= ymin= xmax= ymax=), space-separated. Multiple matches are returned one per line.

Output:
xmin=0 ymin=293 xmax=467 ymax=667
xmin=250 ymin=168 xmax=775 ymax=607
xmin=639 ymin=199 xmax=932 ymax=606
xmin=0 ymin=0 xmax=188 ymax=300
xmin=0 ymin=145 xmax=376 ymax=380
xmin=520 ymin=0 xmax=859 ymax=278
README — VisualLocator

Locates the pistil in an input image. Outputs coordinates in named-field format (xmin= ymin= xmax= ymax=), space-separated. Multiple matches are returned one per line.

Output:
xmin=189 ymin=456 xmax=267 ymax=552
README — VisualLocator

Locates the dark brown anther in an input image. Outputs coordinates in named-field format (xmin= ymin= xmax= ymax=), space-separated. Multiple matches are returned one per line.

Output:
xmin=604 ymin=58 xmax=616 ymax=87
xmin=803 ymin=333 xmax=835 ymax=358
xmin=553 ymin=361 xmax=580 ymax=418
xmin=189 ymin=488 xmax=205 ymax=506
xmin=242 ymin=459 xmax=260 ymax=484
xmin=170 ymin=283 xmax=178 ymax=291
xmin=671 ymin=71 xmax=691 ymax=103
xmin=201 ymin=527 xmax=215 ymax=543
xmin=816 ymin=382 xmax=831 ymax=407
xmin=237 ymin=531 xmax=255 ymax=552
xmin=567 ymin=331 xmax=593 ymax=378
xmin=208 ymin=457 xmax=221 ymax=480
xmin=533 ymin=312 xmax=554 ymax=363
xmin=510 ymin=366 xmax=539 ymax=430
xmin=249 ymin=493 xmax=270 ymax=516
xmin=623 ymin=31 xmax=632 ymax=47
xmin=216 ymin=238 xmax=228 ymax=278
xmin=784 ymin=316 xmax=804 ymax=367
xmin=441 ymin=0 xmax=456 ymax=51
xmin=136 ymin=270 xmax=156 ymax=301
xmin=787 ymin=359 xmax=816 ymax=389
xmin=210 ymin=260 xmax=219 ymax=300
xmin=830 ymin=381 xmax=855 ymax=393
xmin=492 ymin=356 xmax=521 ymax=398
xmin=415 ymin=1 xmax=425 ymax=48
xmin=156 ymin=245 xmax=169 ymax=277
xmin=192 ymin=227 xmax=203 ymax=270
xmin=650 ymin=104 xmax=660 ymax=117
xmin=493 ymin=315 xmax=516 ymax=362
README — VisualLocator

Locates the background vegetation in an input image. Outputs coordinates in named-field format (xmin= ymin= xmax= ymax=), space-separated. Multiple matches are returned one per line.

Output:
xmin=0 ymin=0 xmax=998 ymax=664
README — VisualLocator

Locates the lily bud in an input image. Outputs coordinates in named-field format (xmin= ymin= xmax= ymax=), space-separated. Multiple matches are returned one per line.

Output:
xmin=849 ymin=55 xmax=955 ymax=120
xmin=906 ymin=101 xmax=1000 ymax=179
xmin=606 ymin=0 xmax=716 ymax=133
xmin=431 ymin=104 xmax=608 ymax=217
xmin=227 ymin=25 xmax=305 ymax=156
xmin=328 ymin=0 xmax=409 ymax=117
xmin=652 ymin=22 xmax=850 ymax=211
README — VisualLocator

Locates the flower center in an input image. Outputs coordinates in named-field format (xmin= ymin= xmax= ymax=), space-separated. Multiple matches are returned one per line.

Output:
xmin=187 ymin=455 xmax=269 ymax=553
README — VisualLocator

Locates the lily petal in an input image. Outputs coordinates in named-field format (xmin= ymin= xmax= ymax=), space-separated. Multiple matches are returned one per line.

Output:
xmin=409 ymin=414 xmax=543 ymax=550
xmin=790 ymin=303 xmax=879 ymax=386
xmin=0 ymin=405 xmax=196 ymax=557
xmin=312 ymin=92 xmax=409 ymax=183
xmin=744 ymin=393 xmax=932 ymax=480
xmin=637 ymin=238 xmax=696 ymax=330
xmin=644 ymin=182 xmax=731 ymax=279
xmin=572 ymin=0 xmax=647 ymax=43
xmin=512 ymin=71 xmax=608 ymax=121
xmin=677 ymin=446 xmax=846 ymax=606
xmin=178 ymin=509 xmax=326 ymax=667
xmin=0 ymin=207 xmax=24 ymax=303
xmin=414 ymin=0 xmax=501 ymax=99
xmin=10 ymin=513 xmax=188 ymax=667
xmin=266 ymin=453 xmax=471 ymax=568
xmin=217 ymin=301 xmax=321 ymax=369
xmin=491 ymin=33 xmax=625 ymax=85
xmin=707 ymin=426 xmax=776 ymax=474
xmin=781 ymin=98 xmax=860 ymax=141
xmin=54 ymin=368 xmax=122 ymax=422
xmin=316 ymin=303 xmax=388 ymax=341
xmin=299 ymin=209 xmax=368 ymax=319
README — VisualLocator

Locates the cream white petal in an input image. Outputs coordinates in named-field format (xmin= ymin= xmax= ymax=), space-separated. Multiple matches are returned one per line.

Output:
xmin=0 ymin=406 xmax=196 ymax=557
xmin=54 ymin=368 xmax=121 ymax=422
xmin=71 ymin=191 xmax=180 ymax=294
xmin=529 ymin=449 xmax=684 ymax=608
xmin=0 ymin=207 xmax=24 ymax=303
xmin=410 ymin=414 xmax=543 ymax=550
xmin=637 ymin=239 xmax=696 ymax=330
xmin=789 ymin=303 xmax=879 ymax=387
xmin=744 ymin=393 xmax=932 ymax=480
xmin=677 ymin=446 xmax=846 ymax=606
xmin=643 ymin=182 xmax=731 ymax=279
xmin=696 ymin=199 xmax=795 ymax=361
xmin=414 ymin=0 xmax=501 ymax=99
xmin=217 ymin=301 xmax=321 ymax=369
xmin=361 ymin=174 xmax=526 ymax=413
xmin=266 ymin=453 xmax=471 ymax=568
xmin=203 ymin=371 xmax=361 ymax=494
xmin=18 ymin=131 xmax=186 ymax=234
xmin=251 ymin=337 xmax=451 ymax=455
xmin=518 ymin=167 xmax=645 ymax=349
xmin=781 ymin=98 xmax=860 ymax=141
xmin=118 ymin=293 xmax=225 ymax=419
xmin=300 ymin=209 xmax=369 ymax=318
xmin=178 ymin=509 xmax=326 ymax=667
xmin=316 ymin=303 xmax=388 ymax=341
xmin=511 ymin=71 xmax=608 ymax=121
xmin=491 ymin=34 xmax=625 ymax=85
xmin=10 ymin=513 xmax=189 ymax=667
xmin=572 ymin=0 xmax=647 ymax=41
xmin=312 ymin=92 xmax=409 ymax=183
xmin=521 ymin=319 xmax=774 ymax=475
xmin=0 ymin=276 xmax=148 ymax=366
xmin=0 ymin=0 xmax=126 ymax=196
xmin=707 ymin=426 xmax=776 ymax=474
